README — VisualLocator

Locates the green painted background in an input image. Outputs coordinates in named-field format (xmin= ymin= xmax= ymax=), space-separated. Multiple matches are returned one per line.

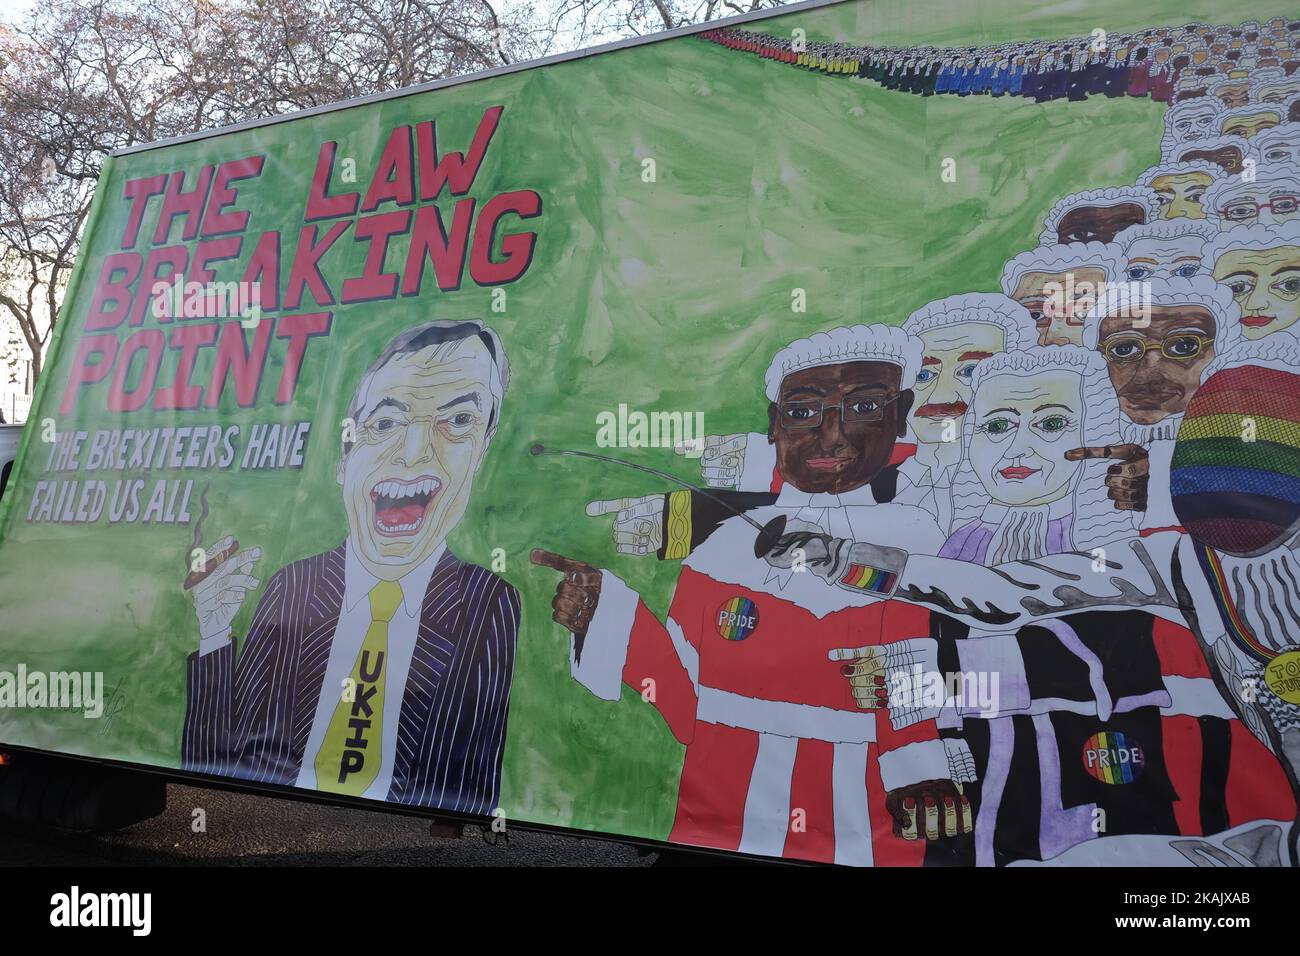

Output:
xmin=0 ymin=0 xmax=1280 ymax=845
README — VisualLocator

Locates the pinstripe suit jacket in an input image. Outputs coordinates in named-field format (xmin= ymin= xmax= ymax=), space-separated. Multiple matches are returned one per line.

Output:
xmin=181 ymin=544 xmax=520 ymax=815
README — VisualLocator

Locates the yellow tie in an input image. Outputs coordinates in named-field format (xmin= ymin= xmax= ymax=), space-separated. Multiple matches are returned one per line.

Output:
xmin=314 ymin=580 xmax=403 ymax=796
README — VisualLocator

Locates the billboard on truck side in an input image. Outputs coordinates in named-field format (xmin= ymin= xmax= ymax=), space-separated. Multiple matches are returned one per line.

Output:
xmin=2 ymin=0 xmax=1300 ymax=867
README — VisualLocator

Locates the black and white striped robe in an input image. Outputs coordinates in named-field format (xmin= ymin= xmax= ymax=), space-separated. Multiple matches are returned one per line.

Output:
xmin=182 ymin=544 xmax=519 ymax=816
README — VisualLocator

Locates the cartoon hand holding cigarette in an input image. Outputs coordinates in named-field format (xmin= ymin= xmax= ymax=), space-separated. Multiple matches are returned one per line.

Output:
xmin=187 ymin=535 xmax=262 ymax=646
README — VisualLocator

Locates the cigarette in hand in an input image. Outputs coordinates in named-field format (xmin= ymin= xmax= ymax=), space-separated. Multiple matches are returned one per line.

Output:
xmin=185 ymin=538 xmax=239 ymax=590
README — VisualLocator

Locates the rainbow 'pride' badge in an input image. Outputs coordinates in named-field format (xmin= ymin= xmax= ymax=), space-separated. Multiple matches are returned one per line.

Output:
xmin=716 ymin=597 xmax=759 ymax=641
xmin=1082 ymin=731 xmax=1145 ymax=784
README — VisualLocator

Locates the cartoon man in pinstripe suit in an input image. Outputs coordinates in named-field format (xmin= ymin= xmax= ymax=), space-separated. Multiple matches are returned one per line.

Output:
xmin=182 ymin=320 xmax=520 ymax=816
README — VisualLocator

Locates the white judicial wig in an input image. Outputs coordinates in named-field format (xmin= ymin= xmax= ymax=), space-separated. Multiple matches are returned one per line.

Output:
xmin=1203 ymin=220 xmax=1300 ymax=273
xmin=1172 ymin=73 xmax=1208 ymax=101
xmin=1160 ymin=97 xmax=1227 ymax=155
xmin=1136 ymin=159 xmax=1226 ymax=189
xmin=1216 ymin=103 xmax=1284 ymax=139
xmin=1111 ymin=219 xmax=1220 ymax=280
xmin=1082 ymin=274 xmax=1243 ymax=353
xmin=1202 ymin=163 xmax=1300 ymax=228
xmin=1160 ymin=132 xmax=1253 ymax=170
xmin=1135 ymin=159 xmax=1226 ymax=213
xmin=1254 ymin=120 xmax=1300 ymax=165
xmin=1038 ymin=186 xmax=1161 ymax=246
xmin=999 ymin=243 xmax=1122 ymax=298
xmin=902 ymin=291 xmax=1039 ymax=349
xmin=1199 ymin=324 xmax=1300 ymax=380
xmin=763 ymin=324 xmax=923 ymax=401
xmin=1250 ymin=71 xmax=1300 ymax=106
xmin=948 ymin=345 xmax=1135 ymax=556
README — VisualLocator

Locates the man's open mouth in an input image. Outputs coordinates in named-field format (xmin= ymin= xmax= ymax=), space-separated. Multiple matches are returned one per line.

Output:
xmin=369 ymin=476 xmax=441 ymax=537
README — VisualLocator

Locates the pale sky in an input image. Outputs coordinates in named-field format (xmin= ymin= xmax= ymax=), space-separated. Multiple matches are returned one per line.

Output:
xmin=0 ymin=0 xmax=30 ymax=26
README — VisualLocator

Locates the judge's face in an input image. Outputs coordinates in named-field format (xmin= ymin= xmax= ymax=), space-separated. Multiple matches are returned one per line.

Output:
xmin=1097 ymin=305 xmax=1217 ymax=424
xmin=1214 ymin=245 xmax=1300 ymax=337
xmin=340 ymin=338 xmax=496 ymax=580
xmin=768 ymin=361 xmax=911 ymax=495
xmin=1057 ymin=204 xmax=1146 ymax=244
xmin=1010 ymin=269 xmax=1104 ymax=345
xmin=1214 ymin=82 xmax=1251 ymax=107
xmin=1260 ymin=132 xmax=1300 ymax=166
xmin=1221 ymin=111 xmax=1281 ymax=139
xmin=1168 ymin=105 xmax=1222 ymax=141
xmin=1178 ymin=144 xmax=1243 ymax=175
xmin=967 ymin=369 xmax=1084 ymax=507
xmin=1121 ymin=235 xmax=1208 ymax=281
xmin=1215 ymin=183 xmax=1300 ymax=228
xmin=1150 ymin=172 xmax=1214 ymax=219
xmin=910 ymin=323 xmax=1006 ymax=443
xmin=1259 ymin=81 xmax=1300 ymax=103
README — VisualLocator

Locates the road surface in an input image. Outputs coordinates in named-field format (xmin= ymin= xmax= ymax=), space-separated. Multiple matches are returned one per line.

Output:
xmin=0 ymin=783 xmax=656 ymax=866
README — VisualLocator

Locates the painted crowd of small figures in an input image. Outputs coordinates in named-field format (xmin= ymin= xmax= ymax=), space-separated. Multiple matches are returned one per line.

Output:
xmin=703 ymin=18 xmax=1300 ymax=107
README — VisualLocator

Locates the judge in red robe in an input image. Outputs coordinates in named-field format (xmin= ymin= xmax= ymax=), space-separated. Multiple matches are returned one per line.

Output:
xmin=534 ymin=325 xmax=973 ymax=865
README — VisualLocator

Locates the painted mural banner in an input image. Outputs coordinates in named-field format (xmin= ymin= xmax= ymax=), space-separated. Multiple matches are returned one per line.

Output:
xmin=1 ymin=0 xmax=1299 ymax=867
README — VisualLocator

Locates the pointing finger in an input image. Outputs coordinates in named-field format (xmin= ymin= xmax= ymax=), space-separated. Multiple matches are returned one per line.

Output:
xmin=617 ymin=500 xmax=662 ymax=521
xmin=530 ymin=549 xmax=596 ymax=576
xmin=1065 ymin=443 xmax=1147 ymax=462
xmin=586 ymin=497 xmax=643 ymax=517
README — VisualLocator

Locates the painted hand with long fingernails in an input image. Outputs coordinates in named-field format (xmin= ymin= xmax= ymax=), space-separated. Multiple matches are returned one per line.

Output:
xmin=887 ymin=780 xmax=973 ymax=840
xmin=831 ymin=646 xmax=889 ymax=709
